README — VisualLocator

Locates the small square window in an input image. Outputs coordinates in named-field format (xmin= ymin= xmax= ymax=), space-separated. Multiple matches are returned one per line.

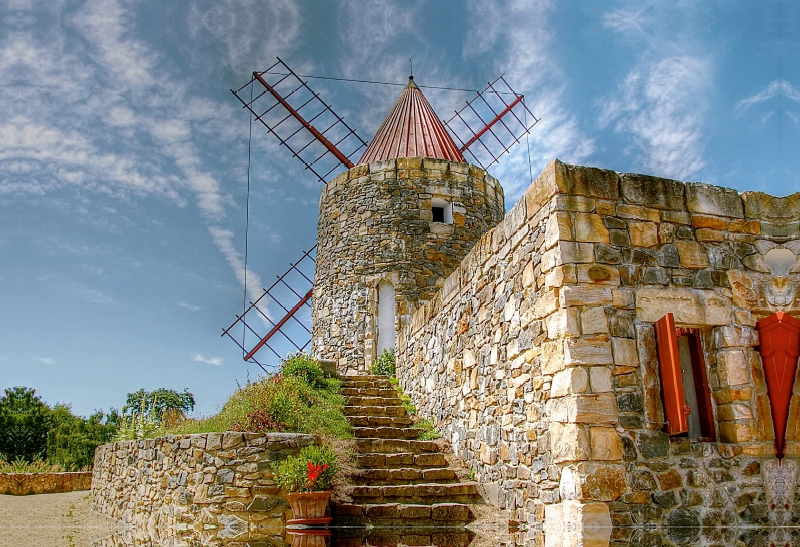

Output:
xmin=430 ymin=198 xmax=453 ymax=224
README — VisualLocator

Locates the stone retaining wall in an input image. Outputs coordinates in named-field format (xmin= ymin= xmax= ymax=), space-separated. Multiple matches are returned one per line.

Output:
xmin=91 ymin=432 xmax=314 ymax=545
xmin=0 ymin=472 xmax=92 ymax=495
xmin=397 ymin=159 xmax=800 ymax=546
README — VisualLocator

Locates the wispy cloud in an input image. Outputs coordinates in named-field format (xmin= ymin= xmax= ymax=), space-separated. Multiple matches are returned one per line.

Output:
xmin=70 ymin=283 xmax=115 ymax=305
xmin=737 ymin=79 xmax=800 ymax=113
xmin=599 ymin=55 xmax=710 ymax=180
xmin=208 ymin=225 xmax=269 ymax=318
xmin=178 ymin=301 xmax=201 ymax=312
xmin=192 ymin=353 xmax=223 ymax=366
xmin=35 ymin=357 xmax=55 ymax=365
xmin=598 ymin=1 xmax=712 ymax=180
xmin=464 ymin=0 xmax=595 ymax=200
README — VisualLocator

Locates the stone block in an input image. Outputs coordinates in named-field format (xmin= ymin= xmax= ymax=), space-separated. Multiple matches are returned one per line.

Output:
xmin=556 ymin=162 xmax=620 ymax=200
xmin=589 ymin=427 xmax=623 ymax=460
xmin=575 ymin=213 xmax=610 ymax=243
xmin=629 ymin=221 xmax=659 ymax=248
xmin=551 ymin=367 xmax=590 ymax=397
xmin=504 ymin=198 xmax=527 ymax=240
xmin=635 ymin=287 xmax=731 ymax=325
xmin=547 ymin=393 xmax=619 ymax=424
xmin=544 ymin=212 xmax=573 ymax=249
xmin=581 ymin=306 xmax=609 ymax=335
xmin=576 ymin=463 xmax=627 ymax=502
xmin=525 ymin=160 xmax=561 ymax=218
xmin=719 ymin=421 xmax=753 ymax=443
xmin=674 ymin=240 xmax=709 ymax=269
xmin=542 ymin=340 xmax=566 ymax=375
xmin=563 ymin=336 xmax=614 ymax=366
xmin=561 ymin=286 xmax=613 ymax=307
xmin=550 ymin=423 xmax=590 ymax=462
xmin=696 ymin=228 xmax=725 ymax=242
xmin=621 ymin=173 xmax=685 ymax=210
xmin=719 ymin=350 xmax=750 ymax=386
xmin=558 ymin=241 xmax=596 ymax=264
xmin=611 ymin=337 xmax=639 ymax=368
xmin=577 ymin=264 xmax=620 ymax=285
xmin=589 ymin=366 xmax=613 ymax=393
xmin=616 ymin=204 xmax=661 ymax=222
xmin=685 ymin=182 xmax=744 ymax=218
xmin=713 ymin=325 xmax=759 ymax=348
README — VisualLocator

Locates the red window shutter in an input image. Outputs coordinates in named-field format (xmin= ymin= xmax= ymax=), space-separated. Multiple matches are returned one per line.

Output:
xmin=655 ymin=313 xmax=689 ymax=435
xmin=757 ymin=312 xmax=800 ymax=460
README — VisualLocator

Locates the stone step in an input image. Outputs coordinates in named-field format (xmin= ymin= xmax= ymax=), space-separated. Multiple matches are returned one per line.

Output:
xmin=353 ymin=438 xmax=441 ymax=454
xmin=345 ymin=405 xmax=407 ymax=417
xmin=342 ymin=387 xmax=398 ymax=397
xmin=349 ymin=482 xmax=480 ymax=504
xmin=353 ymin=426 xmax=422 ymax=439
xmin=348 ymin=415 xmax=415 ymax=427
xmin=345 ymin=395 xmax=403 ymax=406
xmin=357 ymin=452 xmax=449 ymax=469
xmin=332 ymin=502 xmax=475 ymax=528
xmin=355 ymin=467 xmax=458 ymax=485
xmin=341 ymin=375 xmax=393 ymax=387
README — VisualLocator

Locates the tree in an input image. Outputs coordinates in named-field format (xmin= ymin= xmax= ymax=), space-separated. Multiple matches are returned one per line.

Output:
xmin=0 ymin=387 xmax=51 ymax=462
xmin=46 ymin=405 xmax=116 ymax=470
xmin=124 ymin=388 xmax=195 ymax=422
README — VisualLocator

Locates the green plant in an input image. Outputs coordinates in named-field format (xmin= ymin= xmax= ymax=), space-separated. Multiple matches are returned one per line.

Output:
xmin=0 ymin=456 xmax=66 ymax=473
xmin=169 ymin=373 xmax=351 ymax=439
xmin=273 ymin=444 xmax=338 ymax=493
xmin=114 ymin=396 xmax=163 ymax=441
xmin=416 ymin=417 xmax=441 ymax=441
xmin=281 ymin=352 xmax=326 ymax=387
xmin=124 ymin=388 xmax=195 ymax=422
xmin=370 ymin=348 xmax=396 ymax=376
xmin=0 ymin=387 xmax=51 ymax=462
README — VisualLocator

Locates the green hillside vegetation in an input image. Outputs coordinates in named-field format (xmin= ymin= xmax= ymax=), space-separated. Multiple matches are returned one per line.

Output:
xmin=168 ymin=353 xmax=351 ymax=439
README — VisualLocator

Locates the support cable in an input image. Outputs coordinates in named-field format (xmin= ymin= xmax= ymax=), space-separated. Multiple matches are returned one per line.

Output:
xmin=242 ymin=83 xmax=254 ymax=360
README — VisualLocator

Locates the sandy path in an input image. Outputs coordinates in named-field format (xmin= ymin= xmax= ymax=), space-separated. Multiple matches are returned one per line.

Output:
xmin=0 ymin=491 xmax=115 ymax=547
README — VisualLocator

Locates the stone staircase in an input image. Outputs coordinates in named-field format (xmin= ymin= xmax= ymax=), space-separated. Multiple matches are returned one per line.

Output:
xmin=333 ymin=375 xmax=484 ymax=528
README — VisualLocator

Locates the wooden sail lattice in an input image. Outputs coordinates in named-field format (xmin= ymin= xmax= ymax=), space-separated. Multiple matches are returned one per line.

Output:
xmin=444 ymin=75 xmax=540 ymax=170
xmin=221 ymin=246 xmax=316 ymax=371
xmin=231 ymin=58 xmax=368 ymax=186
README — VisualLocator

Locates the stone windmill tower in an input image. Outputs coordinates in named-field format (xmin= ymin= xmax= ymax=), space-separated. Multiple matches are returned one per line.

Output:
xmin=224 ymin=60 xmax=537 ymax=372
xmin=311 ymin=78 xmax=505 ymax=373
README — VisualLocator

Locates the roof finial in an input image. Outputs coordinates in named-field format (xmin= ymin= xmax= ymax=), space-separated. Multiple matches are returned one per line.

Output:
xmin=409 ymin=58 xmax=413 ymax=81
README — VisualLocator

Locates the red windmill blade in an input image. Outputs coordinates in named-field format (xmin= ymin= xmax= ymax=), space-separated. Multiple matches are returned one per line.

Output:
xmin=221 ymin=246 xmax=316 ymax=372
xmin=231 ymin=58 xmax=368 ymax=185
xmin=444 ymin=74 xmax=540 ymax=170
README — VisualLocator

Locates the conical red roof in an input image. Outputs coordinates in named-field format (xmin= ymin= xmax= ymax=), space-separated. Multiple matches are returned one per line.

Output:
xmin=357 ymin=78 xmax=465 ymax=165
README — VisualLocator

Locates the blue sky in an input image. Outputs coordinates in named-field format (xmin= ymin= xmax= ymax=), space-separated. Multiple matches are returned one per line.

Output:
xmin=1 ymin=0 xmax=797 ymax=418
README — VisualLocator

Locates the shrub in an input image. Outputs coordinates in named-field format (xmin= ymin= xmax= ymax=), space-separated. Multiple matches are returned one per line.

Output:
xmin=273 ymin=444 xmax=338 ymax=493
xmin=281 ymin=352 xmax=326 ymax=387
xmin=169 ymin=374 xmax=351 ymax=439
xmin=0 ymin=456 xmax=67 ymax=473
xmin=370 ymin=348 xmax=396 ymax=376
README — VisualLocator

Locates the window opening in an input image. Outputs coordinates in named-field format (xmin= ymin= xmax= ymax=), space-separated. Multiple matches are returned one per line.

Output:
xmin=654 ymin=313 xmax=715 ymax=439
xmin=431 ymin=198 xmax=453 ymax=224
xmin=376 ymin=279 xmax=396 ymax=353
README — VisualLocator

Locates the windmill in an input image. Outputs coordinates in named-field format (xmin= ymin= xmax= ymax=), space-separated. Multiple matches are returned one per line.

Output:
xmin=221 ymin=57 xmax=540 ymax=371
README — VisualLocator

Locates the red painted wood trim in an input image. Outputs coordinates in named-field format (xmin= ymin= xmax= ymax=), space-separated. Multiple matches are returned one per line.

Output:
xmin=655 ymin=313 xmax=689 ymax=435
xmin=757 ymin=312 xmax=800 ymax=460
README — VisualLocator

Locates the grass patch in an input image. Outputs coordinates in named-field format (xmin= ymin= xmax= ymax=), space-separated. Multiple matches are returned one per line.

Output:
xmin=169 ymin=375 xmax=351 ymax=439
xmin=415 ymin=418 xmax=441 ymax=441
xmin=0 ymin=457 xmax=71 ymax=473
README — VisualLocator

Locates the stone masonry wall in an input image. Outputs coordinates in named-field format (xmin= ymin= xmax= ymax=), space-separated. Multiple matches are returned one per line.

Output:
xmin=397 ymin=159 xmax=800 ymax=546
xmin=92 ymin=432 xmax=314 ymax=545
xmin=312 ymin=157 xmax=504 ymax=374
xmin=0 ymin=471 xmax=92 ymax=495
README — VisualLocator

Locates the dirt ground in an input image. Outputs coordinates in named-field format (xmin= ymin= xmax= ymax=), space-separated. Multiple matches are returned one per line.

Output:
xmin=0 ymin=491 xmax=115 ymax=547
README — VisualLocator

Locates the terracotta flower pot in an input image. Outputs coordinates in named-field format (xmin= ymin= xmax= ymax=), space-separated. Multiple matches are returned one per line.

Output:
xmin=285 ymin=491 xmax=332 ymax=525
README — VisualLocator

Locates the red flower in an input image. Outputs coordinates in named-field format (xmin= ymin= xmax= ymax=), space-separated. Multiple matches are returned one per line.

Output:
xmin=305 ymin=462 xmax=329 ymax=490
